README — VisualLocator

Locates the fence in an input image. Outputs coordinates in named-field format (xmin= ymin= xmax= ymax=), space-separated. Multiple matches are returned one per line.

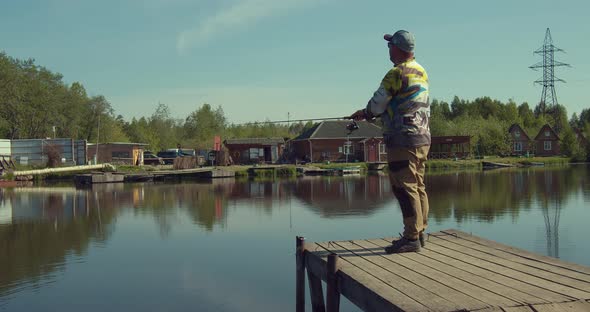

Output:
xmin=2 ymin=139 xmax=87 ymax=167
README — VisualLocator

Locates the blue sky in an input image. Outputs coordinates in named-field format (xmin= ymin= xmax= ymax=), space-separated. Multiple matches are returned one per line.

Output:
xmin=1 ymin=0 xmax=588 ymax=123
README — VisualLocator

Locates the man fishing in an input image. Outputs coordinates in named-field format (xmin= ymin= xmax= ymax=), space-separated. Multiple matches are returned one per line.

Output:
xmin=349 ymin=30 xmax=431 ymax=253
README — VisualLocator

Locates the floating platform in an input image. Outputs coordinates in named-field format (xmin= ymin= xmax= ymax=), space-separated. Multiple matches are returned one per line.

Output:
xmin=151 ymin=168 xmax=234 ymax=180
xmin=367 ymin=162 xmax=387 ymax=171
xmin=296 ymin=229 xmax=590 ymax=312
xmin=297 ymin=166 xmax=362 ymax=176
xmin=75 ymin=172 xmax=125 ymax=184
xmin=298 ymin=167 xmax=331 ymax=176
xmin=482 ymin=161 xmax=515 ymax=170
xmin=76 ymin=168 xmax=235 ymax=184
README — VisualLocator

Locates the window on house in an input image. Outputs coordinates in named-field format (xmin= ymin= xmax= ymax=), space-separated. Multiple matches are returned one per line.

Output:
xmin=112 ymin=151 xmax=130 ymax=158
xmin=514 ymin=142 xmax=522 ymax=152
xmin=344 ymin=143 xmax=353 ymax=155
xmin=545 ymin=130 xmax=550 ymax=137
xmin=544 ymin=141 xmax=552 ymax=151
xmin=514 ymin=130 xmax=520 ymax=138
xmin=338 ymin=147 xmax=343 ymax=153
xmin=379 ymin=143 xmax=386 ymax=154
xmin=249 ymin=148 xmax=259 ymax=159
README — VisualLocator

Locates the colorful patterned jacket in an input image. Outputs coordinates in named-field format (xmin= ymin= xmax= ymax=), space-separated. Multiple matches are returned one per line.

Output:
xmin=365 ymin=58 xmax=430 ymax=148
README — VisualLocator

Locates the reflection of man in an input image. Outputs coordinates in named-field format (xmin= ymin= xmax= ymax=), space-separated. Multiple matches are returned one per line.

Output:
xmin=350 ymin=30 xmax=430 ymax=253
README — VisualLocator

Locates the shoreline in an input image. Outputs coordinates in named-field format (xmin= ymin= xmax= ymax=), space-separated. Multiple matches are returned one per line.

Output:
xmin=0 ymin=156 xmax=577 ymax=186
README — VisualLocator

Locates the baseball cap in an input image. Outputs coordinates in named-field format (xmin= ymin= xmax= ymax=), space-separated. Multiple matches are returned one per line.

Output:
xmin=384 ymin=30 xmax=415 ymax=53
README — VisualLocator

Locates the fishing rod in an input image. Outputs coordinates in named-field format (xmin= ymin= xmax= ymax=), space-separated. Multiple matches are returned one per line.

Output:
xmin=233 ymin=116 xmax=351 ymax=125
xmin=232 ymin=115 xmax=363 ymax=133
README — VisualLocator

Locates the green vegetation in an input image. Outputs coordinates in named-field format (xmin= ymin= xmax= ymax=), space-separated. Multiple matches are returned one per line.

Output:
xmin=1 ymin=51 xmax=588 ymax=162
xmin=431 ymin=96 xmax=589 ymax=160
xmin=425 ymin=156 xmax=569 ymax=170
xmin=315 ymin=162 xmax=368 ymax=171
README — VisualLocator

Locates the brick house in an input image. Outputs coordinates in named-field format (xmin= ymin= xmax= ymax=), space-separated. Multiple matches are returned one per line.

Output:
xmin=224 ymin=138 xmax=285 ymax=165
xmin=508 ymin=124 xmax=532 ymax=156
xmin=289 ymin=121 xmax=386 ymax=163
xmin=534 ymin=124 xmax=560 ymax=156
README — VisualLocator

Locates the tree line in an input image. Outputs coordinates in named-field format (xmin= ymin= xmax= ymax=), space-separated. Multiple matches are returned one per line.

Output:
xmin=0 ymin=52 xmax=310 ymax=152
xmin=430 ymin=96 xmax=589 ymax=159
xmin=1 ymin=52 xmax=589 ymax=159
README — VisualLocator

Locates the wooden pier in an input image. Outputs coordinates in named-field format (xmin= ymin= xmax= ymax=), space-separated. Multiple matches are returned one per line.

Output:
xmin=75 ymin=168 xmax=235 ymax=184
xmin=296 ymin=229 xmax=590 ymax=312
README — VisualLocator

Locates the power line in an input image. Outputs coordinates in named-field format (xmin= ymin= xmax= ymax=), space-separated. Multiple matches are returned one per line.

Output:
xmin=529 ymin=28 xmax=571 ymax=114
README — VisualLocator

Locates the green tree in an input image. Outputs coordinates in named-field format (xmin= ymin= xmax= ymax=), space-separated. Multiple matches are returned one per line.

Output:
xmin=183 ymin=104 xmax=227 ymax=149
xmin=518 ymin=102 xmax=535 ymax=129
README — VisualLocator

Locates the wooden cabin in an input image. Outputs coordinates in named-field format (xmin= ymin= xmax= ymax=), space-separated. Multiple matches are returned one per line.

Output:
xmin=429 ymin=136 xmax=471 ymax=159
xmin=533 ymin=124 xmax=560 ymax=156
xmin=508 ymin=124 xmax=532 ymax=156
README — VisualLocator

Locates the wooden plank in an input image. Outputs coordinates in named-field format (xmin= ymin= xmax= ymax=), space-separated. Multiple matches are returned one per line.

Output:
xmin=428 ymin=236 xmax=590 ymax=298
xmin=364 ymin=239 xmax=521 ymax=307
xmin=531 ymin=300 xmax=590 ymax=312
xmin=346 ymin=239 xmax=497 ymax=310
xmin=471 ymin=308 xmax=505 ymax=312
xmin=318 ymin=241 xmax=460 ymax=312
xmin=344 ymin=239 xmax=492 ymax=310
xmin=437 ymin=231 xmax=590 ymax=283
xmin=502 ymin=306 xmax=536 ymax=312
xmin=422 ymin=239 xmax=575 ymax=303
xmin=416 ymin=247 xmax=552 ymax=304
xmin=397 ymin=245 xmax=547 ymax=305
xmin=443 ymin=230 xmax=590 ymax=276
xmin=306 ymin=243 xmax=427 ymax=312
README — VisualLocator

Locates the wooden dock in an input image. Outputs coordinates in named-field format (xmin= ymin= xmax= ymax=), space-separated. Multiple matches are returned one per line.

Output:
xmin=75 ymin=168 xmax=235 ymax=184
xmin=296 ymin=229 xmax=590 ymax=312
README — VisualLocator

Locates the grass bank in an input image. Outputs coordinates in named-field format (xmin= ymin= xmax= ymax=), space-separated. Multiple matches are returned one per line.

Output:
xmin=425 ymin=156 xmax=570 ymax=170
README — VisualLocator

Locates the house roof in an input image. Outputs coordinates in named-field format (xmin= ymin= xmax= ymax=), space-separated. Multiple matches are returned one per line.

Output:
xmin=508 ymin=124 xmax=531 ymax=141
xmin=224 ymin=138 xmax=285 ymax=145
xmin=533 ymin=124 xmax=560 ymax=141
xmin=292 ymin=121 xmax=383 ymax=140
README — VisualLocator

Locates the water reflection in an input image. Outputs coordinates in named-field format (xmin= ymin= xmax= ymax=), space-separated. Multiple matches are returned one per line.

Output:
xmin=291 ymin=175 xmax=392 ymax=217
xmin=426 ymin=166 xmax=589 ymax=223
xmin=0 ymin=186 xmax=118 ymax=301
xmin=0 ymin=166 xmax=589 ymax=309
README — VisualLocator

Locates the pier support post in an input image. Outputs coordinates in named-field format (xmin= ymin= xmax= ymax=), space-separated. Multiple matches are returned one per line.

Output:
xmin=326 ymin=253 xmax=340 ymax=312
xmin=296 ymin=236 xmax=306 ymax=312
xmin=307 ymin=268 xmax=326 ymax=312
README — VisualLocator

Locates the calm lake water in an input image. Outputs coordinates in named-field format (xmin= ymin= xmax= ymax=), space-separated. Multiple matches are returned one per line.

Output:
xmin=1 ymin=165 xmax=590 ymax=311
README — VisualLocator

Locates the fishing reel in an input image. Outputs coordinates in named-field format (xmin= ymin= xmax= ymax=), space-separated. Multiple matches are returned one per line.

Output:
xmin=346 ymin=120 xmax=359 ymax=134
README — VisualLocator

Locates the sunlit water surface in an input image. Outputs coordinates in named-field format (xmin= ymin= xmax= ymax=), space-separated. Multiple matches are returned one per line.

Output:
xmin=1 ymin=165 xmax=589 ymax=311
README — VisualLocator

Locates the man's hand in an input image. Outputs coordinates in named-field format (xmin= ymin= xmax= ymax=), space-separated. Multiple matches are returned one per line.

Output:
xmin=349 ymin=109 xmax=367 ymax=121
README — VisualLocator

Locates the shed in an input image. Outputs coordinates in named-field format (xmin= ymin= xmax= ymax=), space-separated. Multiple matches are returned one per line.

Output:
xmin=429 ymin=136 xmax=471 ymax=159
xmin=224 ymin=138 xmax=285 ymax=165
xmin=87 ymin=142 xmax=147 ymax=165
